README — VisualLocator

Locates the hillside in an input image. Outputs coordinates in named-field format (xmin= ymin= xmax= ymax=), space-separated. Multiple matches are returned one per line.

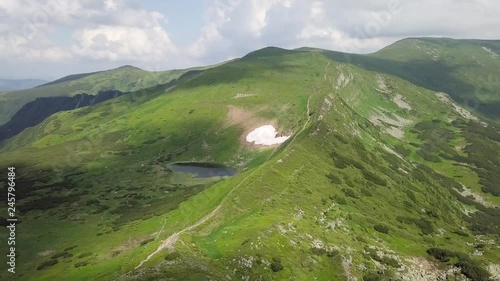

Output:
xmin=0 ymin=65 xmax=210 ymax=126
xmin=310 ymin=38 xmax=500 ymax=121
xmin=0 ymin=41 xmax=499 ymax=281
xmin=372 ymin=38 xmax=500 ymax=120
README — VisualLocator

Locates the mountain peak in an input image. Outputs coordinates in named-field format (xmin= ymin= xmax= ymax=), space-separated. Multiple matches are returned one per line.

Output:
xmin=115 ymin=65 xmax=142 ymax=71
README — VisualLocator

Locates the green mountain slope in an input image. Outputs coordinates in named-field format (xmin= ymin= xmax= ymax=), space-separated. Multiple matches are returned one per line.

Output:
xmin=372 ymin=38 xmax=500 ymax=119
xmin=0 ymin=65 xmax=209 ymax=126
xmin=312 ymin=38 xmax=500 ymax=121
xmin=0 ymin=41 xmax=499 ymax=281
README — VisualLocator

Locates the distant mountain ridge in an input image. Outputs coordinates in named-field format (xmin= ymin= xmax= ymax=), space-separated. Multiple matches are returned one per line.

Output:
xmin=0 ymin=90 xmax=124 ymax=142
xmin=36 ymin=65 xmax=143 ymax=88
xmin=0 ymin=78 xmax=47 ymax=91
xmin=0 ymin=65 xmax=212 ymax=126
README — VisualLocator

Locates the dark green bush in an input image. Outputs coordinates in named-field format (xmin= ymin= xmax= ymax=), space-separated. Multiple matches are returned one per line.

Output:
xmin=393 ymin=145 xmax=411 ymax=157
xmin=414 ymin=218 xmax=434 ymax=235
xmin=140 ymin=238 xmax=154 ymax=246
xmin=361 ymin=169 xmax=387 ymax=186
xmin=37 ymin=259 xmax=58 ymax=270
xmin=51 ymin=252 xmax=72 ymax=259
xmin=326 ymin=250 xmax=339 ymax=258
xmin=382 ymin=256 xmax=401 ymax=268
xmin=165 ymin=252 xmax=181 ymax=261
xmin=374 ymin=224 xmax=389 ymax=234
xmin=311 ymin=247 xmax=327 ymax=256
xmin=456 ymin=260 xmax=491 ymax=281
xmin=77 ymin=252 xmax=92 ymax=259
xmin=396 ymin=216 xmax=414 ymax=224
xmin=428 ymin=247 xmax=491 ymax=281
xmin=74 ymin=261 xmax=89 ymax=268
xmin=270 ymin=257 xmax=284 ymax=272
xmin=326 ymin=173 xmax=342 ymax=184
xmin=452 ymin=230 xmax=469 ymax=237
xmin=427 ymin=248 xmax=454 ymax=262
xmin=406 ymin=190 xmax=417 ymax=203
xmin=332 ymin=195 xmax=347 ymax=205
xmin=342 ymin=188 xmax=359 ymax=199
xmin=363 ymin=272 xmax=382 ymax=281
xmin=85 ymin=199 xmax=100 ymax=206
xmin=360 ymin=188 xmax=373 ymax=197
xmin=64 ymin=245 xmax=77 ymax=251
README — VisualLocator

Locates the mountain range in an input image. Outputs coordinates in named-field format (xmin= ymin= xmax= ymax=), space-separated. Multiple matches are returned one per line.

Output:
xmin=0 ymin=37 xmax=499 ymax=281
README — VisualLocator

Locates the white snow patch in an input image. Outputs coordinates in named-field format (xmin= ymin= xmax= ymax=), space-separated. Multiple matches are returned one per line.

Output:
xmin=246 ymin=125 xmax=290 ymax=146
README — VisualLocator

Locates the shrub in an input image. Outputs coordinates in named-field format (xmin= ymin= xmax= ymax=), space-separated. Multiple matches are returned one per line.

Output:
xmin=51 ymin=252 xmax=72 ymax=259
xmin=363 ymin=272 xmax=382 ymax=281
xmin=165 ymin=252 xmax=181 ymax=261
xmin=415 ymin=218 xmax=434 ymax=235
xmin=37 ymin=259 xmax=58 ymax=270
xmin=85 ymin=199 xmax=100 ymax=206
xmin=74 ymin=261 xmax=89 ymax=268
xmin=77 ymin=252 xmax=92 ymax=259
xmin=427 ymin=248 xmax=453 ymax=262
xmin=361 ymin=169 xmax=387 ymax=186
xmin=427 ymin=248 xmax=491 ymax=281
xmin=332 ymin=195 xmax=347 ymax=205
xmin=396 ymin=216 xmax=414 ymax=224
xmin=326 ymin=173 xmax=342 ymax=184
xmin=311 ymin=247 xmax=326 ymax=256
xmin=270 ymin=257 xmax=284 ymax=272
xmin=456 ymin=260 xmax=491 ymax=281
xmin=406 ymin=190 xmax=417 ymax=203
xmin=382 ymin=256 xmax=401 ymax=268
xmin=360 ymin=188 xmax=373 ymax=197
xmin=374 ymin=224 xmax=389 ymax=234
xmin=452 ymin=230 xmax=469 ymax=237
xmin=342 ymin=188 xmax=359 ymax=199
xmin=140 ymin=238 xmax=154 ymax=246
xmin=425 ymin=209 xmax=439 ymax=219
xmin=64 ymin=245 xmax=77 ymax=251
xmin=394 ymin=145 xmax=411 ymax=157
xmin=326 ymin=250 xmax=339 ymax=258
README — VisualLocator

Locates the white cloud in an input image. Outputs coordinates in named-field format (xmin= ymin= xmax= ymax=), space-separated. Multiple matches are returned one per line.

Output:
xmin=0 ymin=0 xmax=499 ymax=78
xmin=72 ymin=25 xmax=177 ymax=62
xmin=189 ymin=0 xmax=500 ymax=65
xmin=0 ymin=0 xmax=177 ymax=66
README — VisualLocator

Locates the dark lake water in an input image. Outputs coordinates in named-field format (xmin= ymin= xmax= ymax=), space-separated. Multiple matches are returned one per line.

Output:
xmin=168 ymin=162 xmax=238 ymax=178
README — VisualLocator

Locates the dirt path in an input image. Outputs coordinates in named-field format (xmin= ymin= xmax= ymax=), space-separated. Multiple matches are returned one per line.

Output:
xmin=324 ymin=61 xmax=331 ymax=81
xmin=134 ymin=166 xmax=260 ymax=269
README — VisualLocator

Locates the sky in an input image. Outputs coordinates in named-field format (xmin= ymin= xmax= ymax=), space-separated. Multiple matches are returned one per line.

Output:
xmin=0 ymin=0 xmax=499 ymax=80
